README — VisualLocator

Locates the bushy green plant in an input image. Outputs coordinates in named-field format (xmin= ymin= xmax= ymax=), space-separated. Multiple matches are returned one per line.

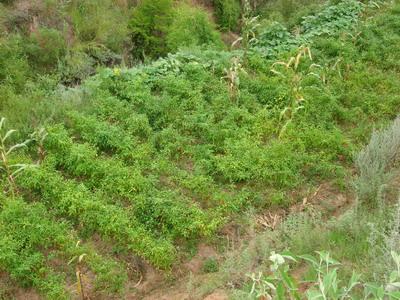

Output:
xmin=24 ymin=28 xmax=66 ymax=72
xmin=251 ymin=0 xmax=364 ymax=58
xmin=129 ymin=0 xmax=173 ymax=60
xmin=215 ymin=137 xmax=302 ymax=188
xmin=247 ymin=250 xmax=400 ymax=299
xmin=68 ymin=0 xmax=130 ymax=53
xmin=58 ymin=48 xmax=95 ymax=85
xmin=0 ymin=197 xmax=128 ymax=298
xmin=43 ymin=124 xmax=219 ymax=239
xmin=301 ymin=0 xmax=363 ymax=38
xmin=202 ymin=257 xmax=219 ymax=273
xmin=257 ymin=0 xmax=323 ymax=26
xmin=17 ymin=164 xmax=176 ymax=269
xmin=355 ymin=117 xmax=400 ymax=208
xmin=0 ymin=35 xmax=30 ymax=88
xmin=0 ymin=199 xmax=71 ymax=299
xmin=213 ymin=0 xmax=241 ymax=31
xmin=166 ymin=3 xmax=223 ymax=52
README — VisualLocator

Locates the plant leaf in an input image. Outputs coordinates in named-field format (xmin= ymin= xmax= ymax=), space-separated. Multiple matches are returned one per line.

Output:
xmin=2 ymin=130 xmax=17 ymax=143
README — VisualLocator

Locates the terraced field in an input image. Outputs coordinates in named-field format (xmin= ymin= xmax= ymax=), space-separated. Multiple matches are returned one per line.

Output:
xmin=1 ymin=0 xmax=400 ymax=298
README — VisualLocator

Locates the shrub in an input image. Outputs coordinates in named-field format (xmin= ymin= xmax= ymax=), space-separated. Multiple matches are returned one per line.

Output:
xmin=202 ymin=257 xmax=219 ymax=273
xmin=129 ymin=0 xmax=173 ymax=60
xmin=258 ymin=0 xmax=323 ymax=27
xmin=166 ymin=4 xmax=223 ymax=52
xmin=251 ymin=0 xmax=364 ymax=58
xmin=24 ymin=28 xmax=66 ymax=72
xmin=215 ymin=137 xmax=302 ymax=188
xmin=0 ymin=199 xmax=71 ymax=299
xmin=0 ymin=197 xmax=128 ymax=297
xmin=58 ymin=48 xmax=95 ymax=85
xmin=17 ymin=165 xmax=176 ymax=269
xmin=355 ymin=117 xmax=400 ymax=208
xmin=0 ymin=35 xmax=30 ymax=88
xmin=213 ymin=0 xmax=241 ymax=31
xmin=69 ymin=0 xmax=130 ymax=53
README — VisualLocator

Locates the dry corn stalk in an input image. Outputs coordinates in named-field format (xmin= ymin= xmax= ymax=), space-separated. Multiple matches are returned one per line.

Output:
xmin=256 ymin=212 xmax=282 ymax=230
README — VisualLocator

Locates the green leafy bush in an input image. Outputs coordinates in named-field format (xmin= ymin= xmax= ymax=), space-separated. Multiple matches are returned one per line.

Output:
xmin=257 ymin=0 xmax=323 ymax=27
xmin=355 ymin=117 xmax=400 ymax=208
xmin=0 ymin=198 xmax=128 ymax=298
xmin=69 ymin=0 xmax=130 ymax=53
xmin=166 ymin=3 xmax=223 ymax=52
xmin=58 ymin=48 xmax=96 ymax=85
xmin=129 ymin=0 xmax=173 ymax=60
xmin=0 ymin=35 xmax=30 ymax=88
xmin=215 ymin=137 xmax=302 ymax=188
xmin=247 ymin=251 xmax=400 ymax=299
xmin=213 ymin=0 xmax=241 ymax=31
xmin=24 ymin=28 xmax=66 ymax=72
xmin=202 ymin=257 xmax=219 ymax=273
xmin=17 ymin=165 xmax=176 ymax=269
xmin=251 ymin=0 xmax=364 ymax=58
xmin=0 ymin=199 xmax=70 ymax=299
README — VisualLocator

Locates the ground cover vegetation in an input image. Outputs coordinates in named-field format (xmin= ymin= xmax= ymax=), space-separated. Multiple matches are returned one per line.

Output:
xmin=1 ymin=0 xmax=400 ymax=298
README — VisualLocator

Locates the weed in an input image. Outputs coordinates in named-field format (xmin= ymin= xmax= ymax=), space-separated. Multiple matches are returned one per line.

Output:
xmin=0 ymin=117 xmax=35 ymax=196
xmin=203 ymin=257 xmax=219 ymax=273
xmin=213 ymin=0 xmax=241 ymax=31
xmin=222 ymin=57 xmax=246 ymax=103
xmin=270 ymin=46 xmax=313 ymax=137
xmin=355 ymin=117 xmax=400 ymax=208
xmin=68 ymin=242 xmax=87 ymax=300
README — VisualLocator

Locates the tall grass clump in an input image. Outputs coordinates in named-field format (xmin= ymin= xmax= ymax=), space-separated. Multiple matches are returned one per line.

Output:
xmin=355 ymin=117 xmax=400 ymax=208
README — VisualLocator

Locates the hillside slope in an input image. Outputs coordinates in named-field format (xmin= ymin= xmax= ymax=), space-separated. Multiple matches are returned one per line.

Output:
xmin=1 ymin=0 xmax=400 ymax=299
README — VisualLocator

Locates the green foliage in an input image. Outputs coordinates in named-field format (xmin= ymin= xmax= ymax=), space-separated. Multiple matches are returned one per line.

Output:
xmin=252 ymin=0 xmax=364 ymax=58
xmin=0 ymin=35 xmax=30 ymax=88
xmin=355 ymin=117 xmax=400 ymax=209
xmin=247 ymin=250 xmax=400 ymax=299
xmin=0 ymin=197 xmax=128 ymax=298
xmin=215 ymin=137 xmax=303 ymax=187
xmin=0 ymin=199 xmax=70 ymax=299
xmin=24 ymin=28 xmax=66 ymax=72
xmin=42 ymin=124 xmax=218 ymax=239
xmin=129 ymin=0 xmax=173 ymax=60
xmin=202 ymin=257 xmax=219 ymax=273
xmin=213 ymin=0 xmax=241 ymax=31
xmin=17 ymin=164 xmax=176 ymax=269
xmin=166 ymin=3 xmax=223 ymax=52
xmin=129 ymin=1 xmax=222 ymax=59
xmin=257 ymin=0 xmax=324 ymax=27
xmin=1 ymin=0 xmax=400 ymax=297
xmin=68 ymin=0 xmax=130 ymax=53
